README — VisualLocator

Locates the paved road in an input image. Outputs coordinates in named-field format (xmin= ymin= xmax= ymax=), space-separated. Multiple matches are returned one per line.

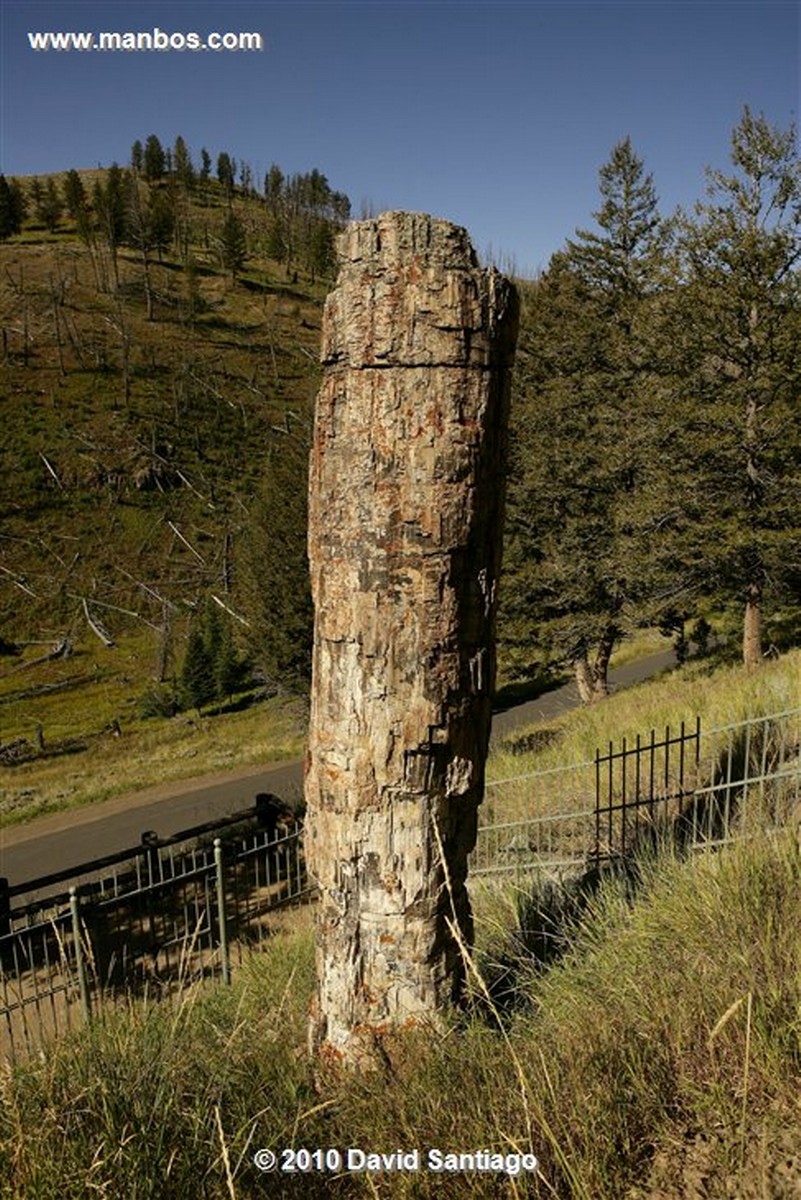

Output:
xmin=0 ymin=649 xmax=674 ymax=890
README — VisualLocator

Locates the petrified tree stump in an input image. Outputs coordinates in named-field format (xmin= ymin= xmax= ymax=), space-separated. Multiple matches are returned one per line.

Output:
xmin=305 ymin=211 xmax=518 ymax=1065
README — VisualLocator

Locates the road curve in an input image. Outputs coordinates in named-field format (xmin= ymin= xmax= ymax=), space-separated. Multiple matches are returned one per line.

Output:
xmin=0 ymin=649 xmax=675 ymax=889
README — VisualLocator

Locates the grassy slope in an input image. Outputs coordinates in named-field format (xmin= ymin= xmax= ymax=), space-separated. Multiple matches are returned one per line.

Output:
xmin=1 ymin=174 xmax=324 ymax=824
xmin=1 ymin=836 xmax=798 ymax=1198
xmin=0 ymin=631 xmax=306 ymax=827
xmin=1 ymin=654 xmax=799 ymax=1197
xmin=489 ymin=647 xmax=801 ymax=797
xmin=1 ymin=191 xmax=325 ymax=635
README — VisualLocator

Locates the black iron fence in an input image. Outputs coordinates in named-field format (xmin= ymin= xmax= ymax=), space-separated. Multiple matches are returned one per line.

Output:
xmin=1 ymin=796 xmax=311 ymax=1064
xmin=472 ymin=706 xmax=801 ymax=877
xmin=593 ymin=717 xmax=702 ymax=860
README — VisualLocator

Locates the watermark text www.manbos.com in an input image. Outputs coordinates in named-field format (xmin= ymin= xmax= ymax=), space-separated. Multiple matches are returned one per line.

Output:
xmin=27 ymin=28 xmax=263 ymax=53
xmin=253 ymin=1147 xmax=540 ymax=1178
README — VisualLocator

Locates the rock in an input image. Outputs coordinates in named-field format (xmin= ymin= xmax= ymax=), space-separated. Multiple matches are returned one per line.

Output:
xmin=305 ymin=211 xmax=518 ymax=1066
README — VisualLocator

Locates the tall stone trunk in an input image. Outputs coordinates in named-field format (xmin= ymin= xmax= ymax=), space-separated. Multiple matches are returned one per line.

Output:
xmin=305 ymin=212 xmax=518 ymax=1067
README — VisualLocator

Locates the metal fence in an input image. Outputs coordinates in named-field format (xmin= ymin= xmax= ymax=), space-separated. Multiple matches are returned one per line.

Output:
xmin=3 ymin=705 xmax=800 ymax=1063
xmin=0 ymin=798 xmax=311 ymax=1065
xmin=472 ymin=706 xmax=801 ymax=878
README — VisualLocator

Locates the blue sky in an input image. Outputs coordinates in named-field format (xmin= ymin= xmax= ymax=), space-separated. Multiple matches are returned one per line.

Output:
xmin=1 ymin=1 xmax=797 ymax=276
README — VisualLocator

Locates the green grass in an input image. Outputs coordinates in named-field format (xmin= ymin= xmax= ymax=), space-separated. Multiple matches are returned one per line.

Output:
xmin=2 ymin=832 xmax=799 ymax=1198
xmin=0 ymin=632 xmax=306 ymax=827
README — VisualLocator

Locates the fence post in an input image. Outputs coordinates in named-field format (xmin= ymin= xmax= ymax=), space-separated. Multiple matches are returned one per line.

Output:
xmin=69 ymin=887 xmax=92 ymax=1025
xmin=141 ymin=830 xmax=161 ymax=885
xmin=594 ymin=749 xmax=601 ymax=864
xmin=0 ymin=877 xmax=10 ymax=937
xmin=214 ymin=839 xmax=231 ymax=986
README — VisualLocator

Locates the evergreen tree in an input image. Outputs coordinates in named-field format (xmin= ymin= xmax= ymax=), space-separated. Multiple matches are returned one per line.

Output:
xmin=131 ymin=139 xmax=144 ymax=173
xmin=237 ymin=431 xmax=313 ymax=691
xmin=181 ymin=625 xmax=215 ymax=710
xmin=308 ymin=220 xmax=336 ymax=281
xmin=62 ymin=169 xmax=88 ymax=225
xmin=124 ymin=175 xmax=172 ymax=317
xmin=143 ymin=134 xmax=166 ymax=181
xmin=501 ymin=139 xmax=671 ymax=699
xmin=217 ymin=152 xmax=235 ymax=198
xmin=181 ymin=600 xmax=241 ymax=708
xmin=93 ymin=164 xmax=128 ymax=287
xmin=173 ymin=135 xmax=194 ymax=189
xmin=0 ymin=175 xmax=24 ymax=239
xmin=265 ymin=163 xmax=284 ymax=209
xmin=28 ymin=178 xmax=43 ymax=218
xmin=214 ymin=616 xmax=240 ymax=699
xmin=199 ymin=147 xmax=211 ymax=182
xmin=669 ymin=108 xmax=801 ymax=665
xmin=36 ymin=177 xmax=63 ymax=232
xmin=219 ymin=211 xmax=246 ymax=280
xmin=148 ymin=190 xmax=175 ymax=259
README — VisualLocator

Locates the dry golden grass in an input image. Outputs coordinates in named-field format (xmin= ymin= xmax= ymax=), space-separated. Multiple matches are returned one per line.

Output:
xmin=486 ymin=648 xmax=801 ymax=825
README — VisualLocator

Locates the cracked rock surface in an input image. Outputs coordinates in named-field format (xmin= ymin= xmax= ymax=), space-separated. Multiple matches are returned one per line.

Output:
xmin=305 ymin=212 xmax=518 ymax=1065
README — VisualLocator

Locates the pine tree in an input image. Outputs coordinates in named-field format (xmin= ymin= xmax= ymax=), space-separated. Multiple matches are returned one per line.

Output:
xmin=36 ymin=178 xmax=63 ymax=232
xmin=148 ymin=190 xmax=175 ymax=259
xmin=131 ymin=139 xmax=144 ymax=173
xmin=219 ymin=212 xmax=246 ymax=280
xmin=670 ymin=108 xmax=801 ymax=665
xmin=143 ymin=134 xmax=165 ymax=181
xmin=62 ymin=169 xmax=87 ymax=224
xmin=0 ymin=175 xmax=24 ymax=239
xmin=265 ymin=163 xmax=284 ymax=210
xmin=181 ymin=625 xmax=215 ymax=710
xmin=501 ymin=139 xmax=671 ymax=699
xmin=173 ymin=135 xmax=194 ymax=190
xmin=237 ymin=431 xmax=313 ymax=691
xmin=216 ymin=152 xmax=235 ymax=199
xmin=214 ymin=617 xmax=240 ymax=700
xmin=308 ymin=221 xmax=336 ymax=281
xmin=93 ymin=164 xmax=128 ymax=288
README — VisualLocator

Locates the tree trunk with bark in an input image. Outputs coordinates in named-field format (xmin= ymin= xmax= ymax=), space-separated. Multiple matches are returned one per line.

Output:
xmin=743 ymin=581 xmax=763 ymax=669
xmin=574 ymin=623 xmax=619 ymax=704
xmin=305 ymin=212 xmax=518 ymax=1068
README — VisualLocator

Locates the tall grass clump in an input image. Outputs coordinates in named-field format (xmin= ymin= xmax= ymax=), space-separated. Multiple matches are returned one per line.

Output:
xmin=511 ymin=833 xmax=801 ymax=1195
xmin=0 ymin=927 xmax=316 ymax=1199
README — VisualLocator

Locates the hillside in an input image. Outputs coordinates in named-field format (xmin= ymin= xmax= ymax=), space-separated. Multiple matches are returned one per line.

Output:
xmin=0 ymin=165 xmax=330 ymax=669
xmin=2 ymin=131 xmax=799 ymax=824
